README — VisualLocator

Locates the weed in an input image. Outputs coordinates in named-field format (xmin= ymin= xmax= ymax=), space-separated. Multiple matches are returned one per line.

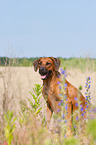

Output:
xmin=20 ymin=84 xmax=46 ymax=126
xmin=53 ymin=68 xmax=93 ymax=143
xmin=28 ymin=84 xmax=42 ymax=116
xmin=4 ymin=110 xmax=17 ymax=145
xmin=0 ymin=66 xmax=96 ymax=144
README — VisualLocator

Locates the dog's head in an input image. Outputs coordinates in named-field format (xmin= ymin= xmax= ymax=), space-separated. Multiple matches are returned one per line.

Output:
xmin=33 ymin=57 xmax=61 ymax=80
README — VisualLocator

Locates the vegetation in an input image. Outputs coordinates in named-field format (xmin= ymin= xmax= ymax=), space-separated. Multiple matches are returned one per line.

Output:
xmin=0 ymin=57 xmax=96 ymax=71
xmin=0 ymin=57 xmax=38 ymax=67
xmin=0 ymin=69 xmax=96 ymax=144
xmin=0 ymin=57 xmax=96 ymax=144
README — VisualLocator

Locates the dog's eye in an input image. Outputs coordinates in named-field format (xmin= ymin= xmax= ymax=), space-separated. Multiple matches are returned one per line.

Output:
xmin=39 ymin=61 xmax=42 ymax=65
xmin=46 ymin=62 xmax=51 ymax=65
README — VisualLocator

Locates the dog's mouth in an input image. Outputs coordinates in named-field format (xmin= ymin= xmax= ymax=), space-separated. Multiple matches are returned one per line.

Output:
xmin=39 ymin=70 xmax=52 ymax=80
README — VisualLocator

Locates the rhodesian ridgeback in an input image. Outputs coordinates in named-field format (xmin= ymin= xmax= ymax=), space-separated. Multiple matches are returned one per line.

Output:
xmin=33 ymin=57 xmax=86 ymax=135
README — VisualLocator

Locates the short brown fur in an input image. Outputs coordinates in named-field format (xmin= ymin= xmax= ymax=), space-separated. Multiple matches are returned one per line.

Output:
xmin=33 ymin=57 xmax=86 ymax=135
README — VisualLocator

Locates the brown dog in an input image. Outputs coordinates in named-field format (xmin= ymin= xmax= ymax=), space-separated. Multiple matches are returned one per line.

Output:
xmin=33 ymin=57 xmax=86 ymax=134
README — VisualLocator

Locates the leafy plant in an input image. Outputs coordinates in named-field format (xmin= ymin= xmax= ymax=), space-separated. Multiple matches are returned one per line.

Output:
xmin=28 ymin=84 xmax=42 ymax=116
xmin=19 ymin=84 xmax=46 ymax=127
xmin=4 ymin=110 xmax=17 ymax=145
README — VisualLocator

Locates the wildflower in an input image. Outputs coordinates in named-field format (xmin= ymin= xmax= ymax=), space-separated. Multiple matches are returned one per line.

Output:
xmin=75 ymin=102 xmax=78 ymax=107
xmin=57 ymin=109 xmax=61 ymax=112
xmin=85 ymin=102 xmax=87 ymax=105
xmin=75 ymin=135 xmax=78 ymax=138
xmin=55 ymin=130 xmax=60 ymax=133
xmin=65 ymin=87 xmax=67 ymax=90
xmin=65 ymin=74 xmax=67 ymax=77
xmin=80 ymin=105 xmax=83 ymax=109
xmin=57 ymin=81 xmax=60 ymax=85
xmin=65 ymin=104 xmax=68 ymax=111
xmin=58 ymin=119 xmax=61 ymax=122
xmin=81 ymin=107 xmax=84 ymax=112
xmin=62 ymin=114 xmax=65 ymax=118
xmin=81 ymin=113 xmax=84 ymax=116
xmin=85 ymin=82 xmax=88 ymax=85
xmin=76 ymin=116 xmax=79 ymax=121
xmin=88 ymin=85 xmax=90 ymax=89
xmin=63 ymin=102 xmax=65 ymax=105
xmin=64 ymin=95 xmax=67 ymax=98
xmin=85 ymin=85 xmax=87 ymax=88
xmin=89 ymin=95 xmax=91 ymax=99
xmin=74 ymin=125 xmax=76 ymax=128
xmin=87 ymin=77 xmax=91 ymax=81
xmin=65 ymin=120 xmax=67 ymax=123
xmin=86 ymin=105 xmax=88 ymax=108
xmin=86 ymin=89 xmax=88 ymax=92
xmin=89 ymin=110 xmax=91 ymax=113
xmin=59 ymin=86 xmax=61 ymax=89
xmin=86 ymin=98 xmax=88 ymax=101
xmin=61 ymin=100 xmax=63 ymax=103
xmin=58 ymin=75 xmax=61 ymax=78
xmin=58 ymin=102 xmax=61 ymax=106
xmin=64 ymin=135 xmax=66 ymax=138
xmin=60 ymin=68 xmax=65 ymax=74
xmin=74 ymin=97 xmax=77 ymax=101
xmin=66 ymin=99 xmax=68 ymax=101
xmin=64 ymin=83 xmax=67 ymax=87
xmin=59 ymin=93 xmax=62 ymax=96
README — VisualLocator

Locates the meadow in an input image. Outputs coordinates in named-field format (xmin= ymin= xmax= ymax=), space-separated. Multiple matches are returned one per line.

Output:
xmin=0 ymin=57 xmax=96 ymax=145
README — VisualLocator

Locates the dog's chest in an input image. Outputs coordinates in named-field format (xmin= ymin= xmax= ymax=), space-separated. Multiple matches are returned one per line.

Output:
xmin=42 ymin=82 xmax=58 ymax=101
xmin=42 ymin=85 xmax=49 ymax=98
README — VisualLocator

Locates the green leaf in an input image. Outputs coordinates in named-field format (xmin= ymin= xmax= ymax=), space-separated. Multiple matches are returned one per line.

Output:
xmin=27 ymin=98 xmax=34 ymax=107
xmin=29 ymin=91 xmax=37 ymax=103
xmin=35 ymin=107 xmax=42 ymax=116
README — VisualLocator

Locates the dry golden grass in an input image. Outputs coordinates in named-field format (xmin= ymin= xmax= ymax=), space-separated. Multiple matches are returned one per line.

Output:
xmin=0 ymin=67 xmax=96 ymax=114
xmin=0 ymin=66 xmax=96 ymax=145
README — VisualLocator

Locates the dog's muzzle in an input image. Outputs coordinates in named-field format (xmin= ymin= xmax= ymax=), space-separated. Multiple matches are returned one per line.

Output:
xmin=39 ymin=67 xmax=52 ymax=80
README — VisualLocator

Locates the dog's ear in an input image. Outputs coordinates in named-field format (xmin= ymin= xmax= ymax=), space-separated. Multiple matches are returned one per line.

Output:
xmin=51 ymin=57 xmax=61 ymax=71
xmin=33 ymin=58 xmax=40 ymax=72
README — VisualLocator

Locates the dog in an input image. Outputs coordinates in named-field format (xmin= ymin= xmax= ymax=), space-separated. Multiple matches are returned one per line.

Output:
xmin=33 ymin=57 xmax=86 ymax=135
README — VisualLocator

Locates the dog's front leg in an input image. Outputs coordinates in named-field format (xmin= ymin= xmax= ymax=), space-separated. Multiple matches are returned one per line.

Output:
xmin=46 ymin=104 xmax=53 ymax=127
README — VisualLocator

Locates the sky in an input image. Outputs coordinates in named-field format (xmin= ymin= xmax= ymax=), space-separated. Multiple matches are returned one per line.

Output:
xmin=0 ymin=0 xmax=96 ymax=58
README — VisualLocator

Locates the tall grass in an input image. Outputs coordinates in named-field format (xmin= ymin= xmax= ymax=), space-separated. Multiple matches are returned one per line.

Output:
xmin=0 ymin=69 xmax=96 ymax=145
xmin=0 ymin=57 xmax=96 ymax=144
xmin=60 ymin=57 xmax=96 ymax=72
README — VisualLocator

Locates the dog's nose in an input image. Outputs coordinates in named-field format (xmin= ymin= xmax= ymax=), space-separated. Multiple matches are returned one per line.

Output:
xmin=39 ymin=67 xmax=44 ymax=71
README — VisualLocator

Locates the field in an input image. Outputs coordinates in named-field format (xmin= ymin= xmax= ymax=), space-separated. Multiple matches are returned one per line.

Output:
xmin=0 ymin=60 xmax=96 ymax=144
